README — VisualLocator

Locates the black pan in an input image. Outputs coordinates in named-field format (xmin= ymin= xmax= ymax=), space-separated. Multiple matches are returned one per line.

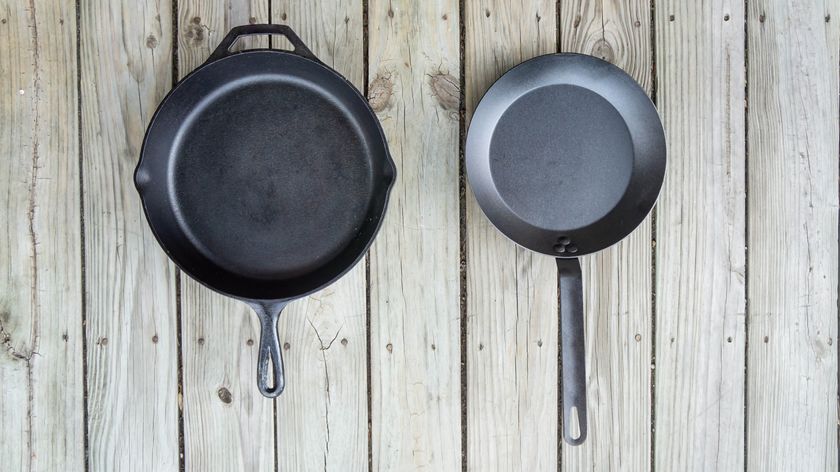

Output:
xmin=466 ymin=54 xmax=666 ymax=444
xmin=135 ymin=24 xmax=395 ymax=397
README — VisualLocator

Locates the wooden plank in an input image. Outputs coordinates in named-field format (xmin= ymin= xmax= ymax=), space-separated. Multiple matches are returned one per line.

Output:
xmin=80 ymin=0 xmax=180 ymax=469
xmin=0 ymin=0 xmax=84 ymax=470
xmin=559 ymin=1 xmax=654 ymax=470
xmin=176 ymin=2 xmax=274 ymax=471
xmin=268 ymin=3 xmax=369 ymax=470
xmin=747 ymin=1 xmax=839 ymax=470
xmin=464 ymin=1 xmax=558 ymax=470
xmin=368 ymin=0 xmax=461 ymax=470
xmin=654 ymin=1 xmax=747 ymax=470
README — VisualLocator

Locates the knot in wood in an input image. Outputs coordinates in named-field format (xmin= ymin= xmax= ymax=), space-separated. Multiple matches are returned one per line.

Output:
xmin=368 ymin=74 xmax=393 ymax=113
xmin=429 ymin=73 xmax=459 ymax=112
xmin=592 ymin=39 xmax=615 ymax=64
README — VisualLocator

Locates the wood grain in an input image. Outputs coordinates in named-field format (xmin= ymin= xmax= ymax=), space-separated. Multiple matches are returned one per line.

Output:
xmin=368 ymin=0 xmax=462 ymax=470
xmin=747 ymin=1 xmax=839 ymax=470
xmin=558 ymin=1 xmax=654 ymax=470
xmin=0 ymin=0 xmax=84 ymax=470
xmin=179 ymin=0 xmax=267 ymax=69
xmin=176 ymin=3 xmax=274 ymax=471
xmin=654 ymin=1 xmax=747 ymax=470
xmin=268 ymin=2 xmax=369 ymax=470
xmin=4 ymin=2 xmax=840 ymax=470
xmin=80 ymin=0 xmax=180 ymax=469
xmin=464 ymin=1 xmax=558 ymax=470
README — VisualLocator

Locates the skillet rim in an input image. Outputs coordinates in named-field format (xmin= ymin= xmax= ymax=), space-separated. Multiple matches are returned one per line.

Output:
xmin=135 ymin=48 xmax=396 ymax=301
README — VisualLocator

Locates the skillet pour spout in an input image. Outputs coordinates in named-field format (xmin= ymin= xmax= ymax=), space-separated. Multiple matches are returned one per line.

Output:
xmin=136 ymin=24 xmax=396 ymax=398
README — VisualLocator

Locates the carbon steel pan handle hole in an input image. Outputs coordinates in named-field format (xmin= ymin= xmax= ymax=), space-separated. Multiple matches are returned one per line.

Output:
xmin=568 ymin=406 xmax=582 ymax=441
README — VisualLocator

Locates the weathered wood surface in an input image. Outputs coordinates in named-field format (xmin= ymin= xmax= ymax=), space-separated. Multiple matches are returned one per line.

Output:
xmin=0 ymin=0 xmax=84 ymax=470
xmin=177 ymin=3 xmax=273 ymax=472
xmin=272 ymin=1 xmax=369 ymax=470
xmin=654 ymin=1 xmax=747 ymax=471
xmin=465 ymin=1 xmax=559 ymax=470
xmin=368 ymin=0 xmax=462 ymax=470
xmin=80 ymin=0 xmax=180 ymax=470
xmin=560 ymin=1 xmax=654 ymax=470
xmin=746 ymin=1 xmax=839 ymax=471
xmin=2 ymin=1 xmax=840 ymax=471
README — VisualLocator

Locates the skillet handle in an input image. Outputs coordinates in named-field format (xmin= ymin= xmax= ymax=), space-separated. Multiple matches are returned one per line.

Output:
xmin=208 ymin=24 xmax=318 ymax=62
xmin=557 ymin=257 xmax=588 ymax=445
xmin=248 ymin=300 xmax=289 ymax=398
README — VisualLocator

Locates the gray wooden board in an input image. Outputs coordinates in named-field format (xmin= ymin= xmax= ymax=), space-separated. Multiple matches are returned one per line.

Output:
xmin=465 ymin=1 xmax=559 ymax=470
xmin=270 ymin=1 xmax=370 ymax=470
xmin=80 ymin=0 xmax=180 ymax=469
xmin=654 ymin=1 xmax=747 ymax=470
xmin=177 ymin=1 xmax=275 ymax=471
xmin=746 ymin=1 xmax=839 ymax=470
xmin=0 ymin=0 xmax=84 ymax=470
xmin=560 ymin=1 xmax=655 ymax=469
xmin=368 ymin=0 xmax=462 ymax=470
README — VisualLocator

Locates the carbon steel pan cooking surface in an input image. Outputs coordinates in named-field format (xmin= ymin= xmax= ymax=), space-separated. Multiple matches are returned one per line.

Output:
xmin=489 ymin=84 xmax=634 ymax=231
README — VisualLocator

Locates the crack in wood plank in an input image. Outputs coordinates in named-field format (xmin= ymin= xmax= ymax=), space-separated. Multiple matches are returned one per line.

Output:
xmin=23 ymin=1 xmax=42 ymax=469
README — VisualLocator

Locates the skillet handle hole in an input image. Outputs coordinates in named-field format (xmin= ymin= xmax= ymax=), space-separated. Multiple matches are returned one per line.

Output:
xmin=228 ymin=33 xmax=292 ymax=52
xmin=208 ymin=25 xmax=319 ymax=63
xmin=268 ymin=34 xmax=294 ymax=52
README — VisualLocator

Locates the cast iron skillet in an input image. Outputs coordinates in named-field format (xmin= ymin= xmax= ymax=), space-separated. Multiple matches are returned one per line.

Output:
xmin=466 ymin=54 xmax=666 ymax=444
xmin=135 ymin=24 xmax=395 ymax=398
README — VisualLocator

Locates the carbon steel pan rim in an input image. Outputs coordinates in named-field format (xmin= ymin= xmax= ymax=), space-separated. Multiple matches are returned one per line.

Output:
xmin=466 ymin=53 xmax=666 ymax=257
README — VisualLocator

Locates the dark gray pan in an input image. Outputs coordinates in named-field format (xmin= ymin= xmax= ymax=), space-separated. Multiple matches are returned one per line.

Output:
xmin=136 ymin=25 xmax=395 ymax=398
xmin=466 ymin=53 xmax=666 ymax=445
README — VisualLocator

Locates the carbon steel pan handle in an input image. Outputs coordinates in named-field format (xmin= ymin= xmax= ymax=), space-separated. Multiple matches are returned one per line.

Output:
xmin=208 ymin=24 xmax=318 ymax=62
xmin=248 ymin=300 xmax=288 ymax=398
xmin=557 ymin=257 xmax=587 ymax=445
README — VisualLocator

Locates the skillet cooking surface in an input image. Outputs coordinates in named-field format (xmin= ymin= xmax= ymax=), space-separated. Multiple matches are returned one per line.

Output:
xmin=174 ymin=77 xmax=373 ymax=280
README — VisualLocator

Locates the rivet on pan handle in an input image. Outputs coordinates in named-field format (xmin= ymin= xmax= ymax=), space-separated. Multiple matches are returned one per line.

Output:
xmin=247 ymin=300 xmax=289 ymax=398
xmin=208 ymin=24 xmax=319 ymax=63
xmin=557 ymin=257 xmax=588 ymax=445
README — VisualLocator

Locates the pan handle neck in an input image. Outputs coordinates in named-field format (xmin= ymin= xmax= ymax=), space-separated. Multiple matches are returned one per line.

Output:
xmin=557 ymin=257 xmax=588 ymax=445
xmin=248 ymin=300 xmax=289 ymax=398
